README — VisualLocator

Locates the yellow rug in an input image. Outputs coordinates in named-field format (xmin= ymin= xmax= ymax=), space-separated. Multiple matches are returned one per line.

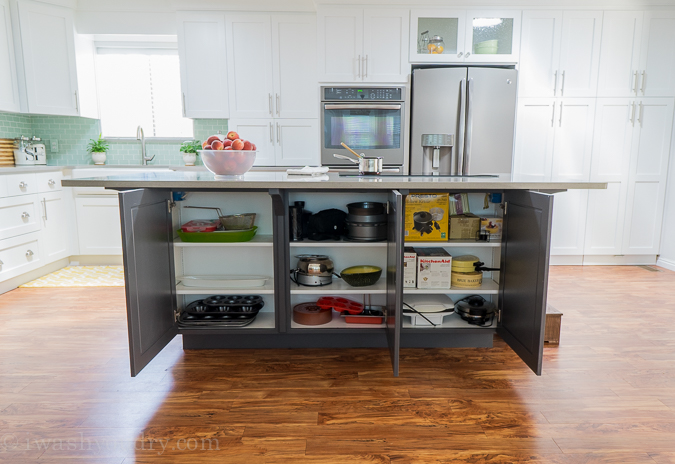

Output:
xmin=20 ymin=266 xmax=125 ymax=288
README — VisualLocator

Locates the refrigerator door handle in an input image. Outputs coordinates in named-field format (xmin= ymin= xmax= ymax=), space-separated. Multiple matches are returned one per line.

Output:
xmin=463 ymin=78 xmax=474 ymax=175
xmin=457 ymin=78 xmax=467 ymax=175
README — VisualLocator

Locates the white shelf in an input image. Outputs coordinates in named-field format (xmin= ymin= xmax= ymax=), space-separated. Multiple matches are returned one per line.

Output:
xmin=402 ymin=311 xmax=496 ymax=329
xmin=290 ymin=278 xmax=387 ymax=295
xmin=290 ymin=240 xmax=387 ymax=248
xmin=291 ymin=310 xmax=385 ymax=329
xmin=176 ymin=281 xmax=275 ymax=295
xmin=174 ymin=234 xmax=274 ymax=247
xmin=180 ymin=311 xmax=276 ymax=330
xmin=405 ymin=240 xmax=501 ymax=248
xmin=403 ymin=279 xmax=499 ymax=295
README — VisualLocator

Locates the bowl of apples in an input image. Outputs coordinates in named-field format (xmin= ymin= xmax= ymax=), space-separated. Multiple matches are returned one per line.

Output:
xmin=199 ymin=131 xmax=257 ymax=178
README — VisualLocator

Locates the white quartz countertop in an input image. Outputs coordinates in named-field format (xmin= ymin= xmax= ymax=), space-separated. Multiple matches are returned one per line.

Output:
xmin=61 ymin=171 xmax=607 ymax=191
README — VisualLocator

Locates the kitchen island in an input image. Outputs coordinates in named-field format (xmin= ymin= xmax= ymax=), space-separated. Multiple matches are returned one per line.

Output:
xmin=63 ymin=172 xmax=605 ymax=377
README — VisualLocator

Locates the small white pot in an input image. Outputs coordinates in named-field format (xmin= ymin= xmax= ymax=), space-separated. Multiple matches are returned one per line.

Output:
xmin=183 ymin=152 xmax=197 ymax=166
xmin=91 ymin=152 xmax=106 ymax=165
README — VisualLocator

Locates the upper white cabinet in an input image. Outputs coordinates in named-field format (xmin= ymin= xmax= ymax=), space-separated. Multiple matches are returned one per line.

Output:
xmin=17 ymin=1 xmax=78 ymax=116
xmin=177 ymin=12 xmax=229 ymax=119
xmin=318 ymin=7 xmax=409 ymax=82
xmin=0 ymin=0 xmax=19 ymax=113
xmin=597 ymin=12 xmax=643 ymax=97
xmin=639 ymin=12 xmax=675 ymax=97
xmin=228 ymin=14 xmax=316 ymax=119
xmin=410 ymin=9 xmax=520 ymax=63
xmin=519 ymin=11 xmax=602 ymax=98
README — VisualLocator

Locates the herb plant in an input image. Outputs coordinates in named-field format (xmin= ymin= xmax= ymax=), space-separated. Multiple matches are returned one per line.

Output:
xmin=87 ymin=134 xmax=109 ymax=153
xmin=180 ymin=140 xmax=202 ymax=155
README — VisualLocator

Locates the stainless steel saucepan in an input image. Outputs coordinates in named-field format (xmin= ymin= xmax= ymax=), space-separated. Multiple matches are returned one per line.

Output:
xmin=333 ymin=153 xmax=383 ymax=175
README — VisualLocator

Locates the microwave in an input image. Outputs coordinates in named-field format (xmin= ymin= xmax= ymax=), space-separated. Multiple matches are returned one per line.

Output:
xmin=320 ymin=86 xmax=405 ymax=167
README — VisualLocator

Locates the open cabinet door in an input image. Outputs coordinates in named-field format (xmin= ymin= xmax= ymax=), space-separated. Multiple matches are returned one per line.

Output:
xmin=386 ymin=190 xmax=403 ymax=376
xmin=119 ymin=189 xmax=177 ymax=376
xmin=498 ymin=190 xmax=553 ymax=375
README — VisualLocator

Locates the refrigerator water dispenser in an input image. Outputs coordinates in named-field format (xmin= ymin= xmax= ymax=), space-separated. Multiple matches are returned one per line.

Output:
xmin=421 ymin=134 xmax=454 ymax=175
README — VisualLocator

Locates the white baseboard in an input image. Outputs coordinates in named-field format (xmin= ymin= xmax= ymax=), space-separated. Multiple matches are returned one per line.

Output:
xmin=549 ymin=255 xmax=584 ymax=265
xmin=0 ymin=258 xmax=70 ymax=295
xmin=69 ymin=255 xmax=123 ymax=266
xmin=656 ymin=257 xmax=675 ymax=272
xmin=582 ymin=255 xmax=657 ymax=266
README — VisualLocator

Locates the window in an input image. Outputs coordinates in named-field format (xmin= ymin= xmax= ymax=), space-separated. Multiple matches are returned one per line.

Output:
xmin=96 ymin=46 xmax=193 ymax=138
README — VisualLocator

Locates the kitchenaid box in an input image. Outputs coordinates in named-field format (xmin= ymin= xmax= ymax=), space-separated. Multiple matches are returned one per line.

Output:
xmin=404 ymin=247 xmax=417 ymax=288
xmin=416 ymin=248 xmax=452 ymax=289
xmin=404 ymin=193 xmax=449 ymax=241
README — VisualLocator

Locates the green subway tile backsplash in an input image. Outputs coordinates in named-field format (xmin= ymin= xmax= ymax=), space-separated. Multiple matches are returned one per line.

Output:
xmin=0 ymin=112 xmax=226 ymax=166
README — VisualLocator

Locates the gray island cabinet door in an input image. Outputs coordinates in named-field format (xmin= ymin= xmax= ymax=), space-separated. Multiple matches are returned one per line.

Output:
xmin=498 ymin=190 xmax=553 ymax=375
xmin=386 ymin=190 xmax=404 ymax=376
xmin=119 ymin=189 xmax=177 ymax=377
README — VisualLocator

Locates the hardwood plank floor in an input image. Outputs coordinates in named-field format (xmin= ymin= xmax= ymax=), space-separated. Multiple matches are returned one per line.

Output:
xmin=0 ymin=265 xmax=674 ymax=462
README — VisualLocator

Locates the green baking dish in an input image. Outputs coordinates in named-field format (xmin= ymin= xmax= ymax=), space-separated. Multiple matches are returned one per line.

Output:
xmin=176 ymin=226 xmax=258 ymax=243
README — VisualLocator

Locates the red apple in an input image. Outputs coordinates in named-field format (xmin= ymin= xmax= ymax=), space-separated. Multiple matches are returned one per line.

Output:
xmin=242 ymin=140 xmax=252 ymax=150
xmin=251 ymin=143 xmax=257 ymax=150
xmin=231 ymin=139 xmax=245 ymax=150
xmin=222 ymin=139 xmax=233 ymax=147
xmin=203 ymin=144 xmax=212 ymax=150
xmin=201 ymin=141 xmax=210 ymax=149
xmin=211 ymin=140 xmax=224 ymax=150
xmin=206 ymin=135 xmax=220 ymax=145
xmin=224 ymin=146 xmax=232 ymax=150
xmin=226 ymin=131 xmax=239 ymax=141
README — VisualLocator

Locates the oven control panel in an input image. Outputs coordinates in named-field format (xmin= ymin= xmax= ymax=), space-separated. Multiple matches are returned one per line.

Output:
xmin=322 ymin=87 xmax=404 ymax=101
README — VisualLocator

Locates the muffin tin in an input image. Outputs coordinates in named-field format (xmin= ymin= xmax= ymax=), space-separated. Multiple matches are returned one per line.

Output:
xmin=316 ymin=296 xmax=364 ymax=315
xmin=177 ymin=295 xmax=264 ymax=328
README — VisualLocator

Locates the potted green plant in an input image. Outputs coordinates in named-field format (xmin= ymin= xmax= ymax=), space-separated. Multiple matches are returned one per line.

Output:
xmin=180 ymin=140 xmax=201 ymax=166
xmin=87 ymin=134 xmax=109 ymax=165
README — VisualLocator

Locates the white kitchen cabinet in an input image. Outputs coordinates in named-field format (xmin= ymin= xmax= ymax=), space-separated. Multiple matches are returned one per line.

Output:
xmin=518 ymin=11 xmax=562 ymax=98
xmin=550 ymin=98 xmax=596 ymax=181
xmin=464 ymin=10 xmax=521 ymax=63
xmin=519 ymin=11 xmax=601 ymax=98
xmin=177 ymin=12 xmax=229 ymax=119
xmin=0 ymin=194 xmax=40 ymax=240
xmin=319 ymin=7 xmax=408 ymax=82
xmin=596 ymin=12 xmax=643 ymax=98
xmin=272 ymin=15 xmax=317 ymax=118
xmin=75 ymin=193 xmax=122 ymax=255
xmin=17 ymin=1 xmax=78 ymax=116
xmin=585 ymin=182 xmax=627 ymax=255
xmin=0 ymin=0 xmax=19 ymax=113
xmin=550 ymin=189 xmax=588 ymax=256
xmin=513 ymin=98 xmax=555 ymax=181
xmin=39 ymin=190 xmax=69 ymax=262
xmin=639 ymin=12 xmax=675 ymax=97
xmin=0 ymin=231 xmax=41 ymax=282
xmin=409 ymin=9 xmax=466 ymax=63
xmin=229 ymin=118 xmax=319 ymax=167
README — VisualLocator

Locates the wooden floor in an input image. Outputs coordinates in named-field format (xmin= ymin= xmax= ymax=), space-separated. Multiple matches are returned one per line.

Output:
xmin=1 ymin=266 xmax=675 ymax=463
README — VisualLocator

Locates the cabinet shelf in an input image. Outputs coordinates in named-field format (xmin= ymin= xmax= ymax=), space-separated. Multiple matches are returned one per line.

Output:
xmin=290 ymin=240 xmax=387 ymax=248
xmin=403 ymin=278 xmax=499 ymax=295
xmin=179 ymin=311 xmax=276 ymax=332
xmin=404 ymin=240 xmax=501 ymax=248
xmin=176 ymin=281 xmax=275 ymax=295
xmin=402 ymin=312 xmax=496 ymax=330
xmin=173 ymin=235 xmax=274 ymax=247
xmin=291 ymin=310 xmax=385 ymax=330
xmin=290 ymin=278 xmax=387 ymax=295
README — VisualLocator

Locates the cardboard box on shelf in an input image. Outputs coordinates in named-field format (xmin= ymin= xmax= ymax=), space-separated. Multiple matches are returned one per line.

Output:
xmin=416 ymin=247 xmax=452 ymax=289
xmin=404 ymin=247 xmax=417 ymax=288
xmin=404 ymin=193 xmax=449 ymax=241
xmin=448 ymin=213 xmax=481 ymax=240
xmin=480 ymin=217 xmax=503 ymax=240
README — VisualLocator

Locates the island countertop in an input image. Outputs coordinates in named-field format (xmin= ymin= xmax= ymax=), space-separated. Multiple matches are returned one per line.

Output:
xmin=61 ymin=171 xmax=607 ymax=191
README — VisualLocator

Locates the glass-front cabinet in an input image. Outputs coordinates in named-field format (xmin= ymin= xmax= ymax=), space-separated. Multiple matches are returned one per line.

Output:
xmin=410 ymin=10 xmax=521 ymax=63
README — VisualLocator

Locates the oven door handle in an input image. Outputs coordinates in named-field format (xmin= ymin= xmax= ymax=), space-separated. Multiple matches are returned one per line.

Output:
xmin=324 ymin=104 xmax=401 ymax=110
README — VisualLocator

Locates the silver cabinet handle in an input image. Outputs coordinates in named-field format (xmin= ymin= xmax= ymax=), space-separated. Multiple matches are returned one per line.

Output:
xmin=630 ymin=101 xmax=635 ymax=126
xmin=364 ymin=55 xmax=368 ymax=78
xmin=553 ymin=70 xmax=558 ymax=96
xmin=75 ymin=91 xmax=79 ymax=112
xmin=559 ymin=102 xmax=563 ymax=127
xmin=640 ymin=71 xmax=646 ymax=94
xmin=357 ymin=55 xmax=361 ymax=78
xmin=48 ymin=179 xmax=56 ymax=186
xmin=551 ymin=102 xmax=556 ymax=127
xmin=638 ymin=101 xmax=643 ymax=125
xmin=276 ymin=93 xmax=280 ymax=116
xmin=465 ymin=52 xmax=471 ymax=58
xmin=268 ymin=94 xmax=273 ymax=115
xmin=21 ymin=212 xmax=30 ymax=219
xmin=457 ymin=52 xmax=463 ymax=58
xmin=42 ymin=198 xmax=47 ymax=220
xmin=182 ymin=92 xmax=186 ymax=116
xmin=561 ymin=70 xmax=566 ymax=96
xmin=25 ymin=250 xmax=34 ymax=258
xmin=19 ymin=181 xmax=27 ymax=188
xmin=276 ymin=122 xmax=280 ymax=143
xmin=633 ymin=71 xmax=638 ymax=95
xmin=0 ymin=259 xmax=3 ymax=266
xmin=269 ymin=122 xmax=273 ymax=143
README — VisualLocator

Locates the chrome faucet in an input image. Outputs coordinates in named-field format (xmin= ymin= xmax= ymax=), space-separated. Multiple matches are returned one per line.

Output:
xmin=136 ymin=126 xmax=155 ymax=165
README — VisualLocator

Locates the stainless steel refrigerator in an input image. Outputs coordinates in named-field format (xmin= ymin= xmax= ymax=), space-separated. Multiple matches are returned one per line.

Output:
xmin=409 ymin=67 xmax=518 ymax=175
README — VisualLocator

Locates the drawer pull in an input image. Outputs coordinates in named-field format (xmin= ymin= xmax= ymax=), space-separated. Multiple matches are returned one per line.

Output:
xmin=21 ymin=212 xmax=30 ymax=219
xmin=48 ymin=179 xmax=56 ymax=186
xmin=19 ymin=181 xmax=28 ymax=189
xmin=26 ymin=250 xmax=34 ymax=258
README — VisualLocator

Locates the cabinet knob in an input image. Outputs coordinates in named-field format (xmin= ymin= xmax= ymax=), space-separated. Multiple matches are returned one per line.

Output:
xmin=457 ymin=52 xmax=463 ymax=58
xmin=0 ymin=259 xmax=4 ymax=266
xmin=25 ymin=250 xmax=34 ymax=258
xmin=465 ymin=52 xmax=471 ymax=58
xmin=48 ymin=179 xmax=56 ymax=186
xmin=21 ymin=212 xmax=30 ymax=219
xmin=19 ymin=181 xmax=27 ymax=188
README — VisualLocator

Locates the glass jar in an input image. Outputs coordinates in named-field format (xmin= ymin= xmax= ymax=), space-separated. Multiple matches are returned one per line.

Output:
xmin=427 ymin=36 xmax=445 ymax=54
